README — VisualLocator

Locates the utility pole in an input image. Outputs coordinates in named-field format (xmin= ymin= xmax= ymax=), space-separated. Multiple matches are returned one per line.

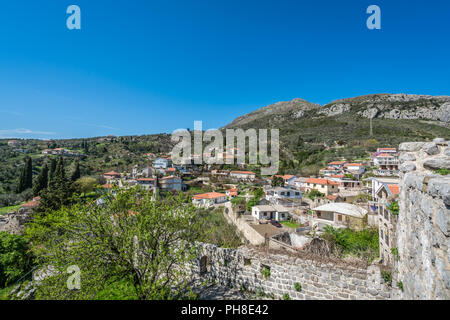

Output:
xmin=370 ymin=117 xmax=373 ymax=136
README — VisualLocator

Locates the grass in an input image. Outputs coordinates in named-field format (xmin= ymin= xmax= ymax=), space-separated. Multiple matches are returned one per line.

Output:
xmin=0 ymin=204 xmax=22 ymax=215
xmin=280 ymin=221 xmax=300 ymax=228
xmin=0 ymin=285 xmax=14 ymax=300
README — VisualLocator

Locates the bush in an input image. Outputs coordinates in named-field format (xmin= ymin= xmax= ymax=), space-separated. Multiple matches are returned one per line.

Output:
xmin=381 ymin=270 xmax=392 ymax=285
xmin=282 ymin=293 xmax=291 ymax=300
xmin=0 ymin=232 xmax=33 ymax=288
xmin=261 ymin=267 xmax=271 ymax=280
xmin=321 ymin=226 xmax=379 ymax=262
xmin=294 ymin=282 xmax=302 ymax=292
xmin=397 ymin=281 xmax=404 ymax=292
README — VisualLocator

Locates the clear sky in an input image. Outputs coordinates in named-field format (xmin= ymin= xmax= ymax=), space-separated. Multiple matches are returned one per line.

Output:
xmin=0 ymin=0 xmax=449 ymax=139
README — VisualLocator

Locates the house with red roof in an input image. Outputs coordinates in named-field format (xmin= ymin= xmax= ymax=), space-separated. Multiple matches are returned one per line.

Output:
xmin=305 ymin=178 xmax=339 ymax=195
xmin=104 ymin=171 xmax=121 ymax=180
xmin=230 ymin=170 xmax=256 ymax=181
xmin=192 ymin=192 xmax=227 ymax=208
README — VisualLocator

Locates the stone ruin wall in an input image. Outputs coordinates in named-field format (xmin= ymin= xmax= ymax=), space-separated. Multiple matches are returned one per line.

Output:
xmin=397 ymin=139 xmax=450 ymax=299
xmin=193 ymin=244 xmax=395 ymax=300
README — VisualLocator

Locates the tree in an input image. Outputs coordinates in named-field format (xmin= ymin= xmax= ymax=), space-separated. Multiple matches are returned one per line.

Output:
xmin=271 ymin=176 xmax=284 ymax=187
xmin=33 ymin=163 xmax=49 ymax=196
xmin=48 ymin=158 xmax=57 ymax=184
xmin=27 ymin=188 xmax=206 ymax=300
xmin=0 ymin=232 xmax=33 ymax=288
xmin=73 ymin=177 xmax=97 ymax=195
xmin=16 ymin=157 xmax=32 ymax=193
xmin=71 ymin=161 xmax=81 ymax=182
xmin=36 ymin=157 xmax=73 ymax=213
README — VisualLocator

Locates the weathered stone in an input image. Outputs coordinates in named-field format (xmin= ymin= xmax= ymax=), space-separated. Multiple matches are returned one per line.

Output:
xmin=433 ymin=138 xmax=446 ymax=144
xmin=400 ymin=162 xmax=416 ymax=173
xmin=444 ymin=148 xmax=450 ymax=157
xmin=434 ymin=206 xmax=449 ymax=236
xmin=423 ymin=157 xmax=450 ymax=170
xmin=399 ymin=152 xmax=416 ymax=163
xmin=422 ymin=142 xmax=439 ymax=155
xmin=399 ymin=142 xmax=425 ymax=152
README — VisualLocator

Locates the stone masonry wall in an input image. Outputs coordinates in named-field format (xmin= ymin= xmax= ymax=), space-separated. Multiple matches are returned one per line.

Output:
xmin=397 ymin=138 xmax=450 ymax=299
xmin=193 ymin=244 xmax=394 ymax=300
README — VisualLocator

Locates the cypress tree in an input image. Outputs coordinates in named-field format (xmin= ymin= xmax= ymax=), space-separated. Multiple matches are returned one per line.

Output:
xmin=33 ymin=163 xmax=48 ymax=196
xmin=16 ymin=157 xmax=32 ymax=193
xmin=48 ymin=158 xmax=57 ymax=185
xmin=71 ymin=161 xmax=81 ymax=182
xmin=25 ymin=157 xmax=33 ymax=190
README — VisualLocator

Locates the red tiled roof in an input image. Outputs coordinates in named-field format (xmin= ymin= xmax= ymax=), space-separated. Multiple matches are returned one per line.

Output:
xmin=377 ymin=153 xmax=394 ymax=157
xmin=330 ymin=174 xmax=345 ymax=178
xmin=344 ymin=163 xmax=364 ymax=167
xmin=328 ymin=161 xmax=347 ymax=165
xmin=137 ymin=178 xmax=154 ymax=181
xmin=102 ymin=183 xmax=114 ymax=189
xmin=306 ymin=178 xmax=339 ymax=185
xmin=167 ymin=168 xmax=176 ymax=172
xmin=387 ymin=184 xmax=400 ymax=195
xmin=192 ymin=192 xmax=227 ymax=200
xmin=231 ymin=171 xmax=255 ymax=175
xmin=104 ymin=171 xmax=120 ymax=176
xmin=160 ymin=175 xmax=179 ymax=180
xmin=326 ymin=195 xmax=338 ymax=200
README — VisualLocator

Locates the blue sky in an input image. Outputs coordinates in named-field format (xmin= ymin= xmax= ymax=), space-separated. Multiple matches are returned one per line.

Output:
xmin=0 ymin=0 xmax=449 ymax=139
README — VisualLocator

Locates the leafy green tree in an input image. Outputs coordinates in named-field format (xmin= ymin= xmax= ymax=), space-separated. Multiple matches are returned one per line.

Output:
xmin=71 ymin=161 xmax=81 ymax=182
xmin=33 ymin=163 xmax=49 ymax=196
xmin=0 ymin=232 xmax=33 ymax=288
xmin=27 ymin=188 xmax=207 ymax=300
xmin=73 ymin=177 xmax=98 ymax=195
xmin=271 ymin=176 xmax=284 ymax=187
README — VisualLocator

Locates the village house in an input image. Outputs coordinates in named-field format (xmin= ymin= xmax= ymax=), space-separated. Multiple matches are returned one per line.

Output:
xmin=7 ymin=140 xmax=21 ymax=147
xmin=270 ymin=174 xmax=297 ymax=186
xmin=153 ymin=157 xmax=171 ymax=170
xmin=230 ymin=170 xmax=256 ymax=181
xmin=305 ymin=178 xmax=339 ymax=195
xmin=373 ymin=153 xmax=399 ymax=176
xmin=265 ymin=187 xmax=302 ymax=204
xmin=136 ymin=178 xmax=156 ymax=190
xmin=319 ymin=167 xmax=342 ymax=177
xmin=159 ymin=175 xmax=183 ymax=191
xmin=104 ymin=171 xmax=121 ymax=180
xmin=343 ymin=163 xmax=366 ymax=176
xmin=311 ymin=203 xmax=368 ymax=231
xmin=327 ymin=160 xmax=347 ymax=170
xmin=251 ymin=204 xmax=290 ymax=222
xmin=191 ymin=192 xmax=228 ymax=208
xmin=368 ymin=177 xmax=400 ymax=266
xmin=226 ymin=188 xmax=238 ymax=199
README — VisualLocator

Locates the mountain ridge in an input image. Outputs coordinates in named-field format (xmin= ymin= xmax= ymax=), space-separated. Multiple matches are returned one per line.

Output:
xmin=223 ymin=93 xmax=450 ymax=129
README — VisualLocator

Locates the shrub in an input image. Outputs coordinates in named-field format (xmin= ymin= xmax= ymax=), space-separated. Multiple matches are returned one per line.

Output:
xmin=321 ymin=226 xmax=379 ymax=262
xmin=282 ymin=293 xmax=291 ymax=300
xmin=381 ymin=270 xmax=392 ymax=285
xmin=397 ymin=281 xmax=404 ymax=292
xmin=391 ymin=247 xmax=399 ymax=260
xmin=435 ymin=168 xmax=450 ymax=175
xmin=388 ymin=201 xmax=399 ymax=216
xmin=260 ymin=266 xmax=271 ymax=280
xmin=294 ymin=282 xmax=302 ymax=292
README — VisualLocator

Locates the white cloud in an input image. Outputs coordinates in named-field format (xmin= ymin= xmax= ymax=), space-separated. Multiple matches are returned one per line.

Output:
xmin=0 ymin=128 xmax=56 ymax=137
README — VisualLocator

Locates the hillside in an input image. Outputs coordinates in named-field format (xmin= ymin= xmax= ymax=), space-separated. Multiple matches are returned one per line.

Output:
xmin=223 ymin=94 xmax=450 ymax=175
xmin=0 ymin=134 xmax=174 ymax=206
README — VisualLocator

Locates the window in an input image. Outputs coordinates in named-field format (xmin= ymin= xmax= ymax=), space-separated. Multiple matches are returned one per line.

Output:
xmin=295 ymin=192 xmax=300 ymax=196
xmin=337 ymin=214 xmax=342 ymax=222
